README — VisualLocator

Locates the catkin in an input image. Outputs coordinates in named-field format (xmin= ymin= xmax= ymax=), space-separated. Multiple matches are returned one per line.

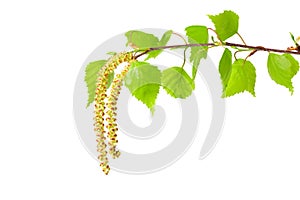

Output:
xmin=93 ymin=52 xmax=134 ymax=175
xmin=106 ymin=63 xmax=132 ymax=158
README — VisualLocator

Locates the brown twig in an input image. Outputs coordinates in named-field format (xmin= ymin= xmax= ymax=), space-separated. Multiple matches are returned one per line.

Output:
xmin=134 ymin=42 xmax=300 ymax=59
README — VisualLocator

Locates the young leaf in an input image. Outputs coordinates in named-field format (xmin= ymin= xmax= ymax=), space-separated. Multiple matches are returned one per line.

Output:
xmin=208 ymin=10 xmax=239 ymax=41
xmin=124 ymin=61 xmax=161 ymax=111
xmin=290 ymin=32 xmax=296 ymax=44
xmin=106 ymin=51 xmax=117 ymax=56
xmin=161 ymin=67 xmax=195 ymax=98
xmin=85 ymin=60 xmax=114 ymax=108
xmin=267 ymin=53 xmax=299 ymax=94
xmin=146 ymin=30 xmax=173 ymax=60
xmin=125 ymin=30 xmax=159 ymax=49
xmin=185 ymin=26 xmax=209 ymax=79
xmin=219 ymin=48 xmax=232 ymax=92
xmin=160 ymin=30 xmax=173 ymax=46
xmin=223 ymin=59 xmax=256 ymax=97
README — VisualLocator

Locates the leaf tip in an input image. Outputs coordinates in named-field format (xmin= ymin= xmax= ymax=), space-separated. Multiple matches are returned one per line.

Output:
xmin=86 ymin=102 xmax=91 ymax=109
xmin=150 ymin=106 xmax=155 ymax=116
xmin=289 ymin=87 xmax=294 ymax=95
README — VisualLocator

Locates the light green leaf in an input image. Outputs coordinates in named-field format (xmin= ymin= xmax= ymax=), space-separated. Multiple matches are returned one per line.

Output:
xmin=107 ymin=72 xmax=114 ymax=88
xmin=106 ymin=51 xmax=117 ymax=56
xmin=267 ymin=53 xmax=299 ymax=94
xmin=185 ymin=26 xmax=208 ymax=79
xmin=223 ymin=59 xmax=256 ymax=97
xmin=124 ymin=61 xmax=161 ymax=111
xmin=208 ymin=10 xmax=239 ymax=41
xmin=85 ymin=60 xmax=114 ymax=108
xmin=125 ymin=30 xmax=159 ymax=49
xmin=219 ymin=48 xmax=232 ymax=91
xmin=160 ymin=30 xmax=173 ymax=45
xmin=161 ymin=67 xmax=195 ymax=98
xmin=146 ymin=30 xmax=173 ymax=60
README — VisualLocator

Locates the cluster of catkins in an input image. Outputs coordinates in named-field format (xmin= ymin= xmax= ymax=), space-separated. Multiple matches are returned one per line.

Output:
xmin=94 ymin=52 xmax=134 ymax=175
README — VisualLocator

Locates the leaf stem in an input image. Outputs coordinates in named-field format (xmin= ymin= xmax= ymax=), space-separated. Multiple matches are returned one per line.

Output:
xmin=172 ymin=32 xmax=188 ymax=45
xmin=172 ymin=32 xmax=188 ymax=68
xmin=181 ymin=47 xmax=187 ymax=68
xmin=208 ymin=28 xmax=222 ymax=43
xmin=236 ymin=32 xmax=247 ymax=45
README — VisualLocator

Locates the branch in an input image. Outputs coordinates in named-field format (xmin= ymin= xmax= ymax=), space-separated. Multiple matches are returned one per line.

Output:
xmin=134 ymin=42 xmax=300 ymax=59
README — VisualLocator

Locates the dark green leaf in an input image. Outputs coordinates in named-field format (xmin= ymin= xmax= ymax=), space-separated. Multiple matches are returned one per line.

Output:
xmin=289 ymin=32 xmax=299 ymax=47
xmin=208 ymin=10 xmax=239 ymax=41
xmin=85 ymin=60 xmax=114 ymax=108
xmin=185 ymin=25 xmax=208 ymax=79
xmin=124 ymin=61 xmax=161 ymax=111
xmin=161 ymin=67 xmax=195 ymax=98
xmin=223 ymin=59 xmax=256 ymax=97
xmin=267 ymin=53 xmax=299 ymax=94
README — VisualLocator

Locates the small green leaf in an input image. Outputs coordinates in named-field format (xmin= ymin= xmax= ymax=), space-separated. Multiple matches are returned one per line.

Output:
xmin=124 ymin=61 xmax=161 ymax=111
xmin=107 ymin=72 xmax=114 ymax=88
xmin=208 ymin=10 xmax=239 ymax=41
xmin=125 ymin=30 xmax=159 ymax=49
xmin=219 ymin=48 xmax=232 ymax=91
xmin=290 ymin=32 xmax=296 ymax=44
xmin=161 ymin=67 xmax=195 ymax=98
xmin=160 ymin=30 xmax=173 ymax=45
xmin=85 ymin=60 xmax=114 ymax=108
xmin=267 ymin=53 xmax=299 ymax=94
xmin=106 ymin=51 xmax=117 ymax=56
xmin=185 ymin=26 xmax=208 ymax=79
xmin=146 ymin=30 xmax=173 ymax=60
xmin=223 ymin=59 xmax=256 ymax=97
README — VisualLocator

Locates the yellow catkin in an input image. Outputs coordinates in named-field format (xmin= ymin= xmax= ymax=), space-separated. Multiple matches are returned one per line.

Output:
xmin=106 ymin=63 xmax=132 ymax=158
xmin=93 ymin=52 xmax=134 ymax=175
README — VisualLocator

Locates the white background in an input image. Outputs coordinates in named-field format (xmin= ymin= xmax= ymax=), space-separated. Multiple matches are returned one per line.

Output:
xmin=1 ymin=0 xmax=300 ymax=199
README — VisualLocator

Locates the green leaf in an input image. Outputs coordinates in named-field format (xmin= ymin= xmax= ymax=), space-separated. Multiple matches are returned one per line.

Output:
xmin=267 ymin=53 xmax=299 ymax=94
xmin=223 ymin=59 xmax=256 ymax=97
xmin=125 ymin=30 xmax=173 ymax=61
xmin=146 ymin=30 xmax=173 ymax=60
xmin=160 ymin=30 xmax=173 ymax=46
xmin=219 ymin=48 xmax=232 ymax=91
xmin=125 ymin=30 xmax=159 ymax=49
xmin=185 ymin=26 xmax=208 ymax=79
xmin=106 ymin=51 xmax=117 ymax=56
xmin=290 ymin=32 xmax=296 ymax=44
xmin=185 ymin=26 xmax=208 ymax=44
xmin=85 ymin=60 xmax=114 ymax=108
xmin=161 ymin=67 xmax=195 ymax=98
xmin=124 ymin=61 xmax=161 ymax=111
xmin=107 ymin=72 xmax=114 ymax=88
xmin=208 ymin=10 xmax=239 ymax=41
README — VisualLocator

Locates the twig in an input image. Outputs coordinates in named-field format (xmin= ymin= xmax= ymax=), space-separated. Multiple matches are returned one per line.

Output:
xmin=134 ymin=42 xmax=300 ymax=59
